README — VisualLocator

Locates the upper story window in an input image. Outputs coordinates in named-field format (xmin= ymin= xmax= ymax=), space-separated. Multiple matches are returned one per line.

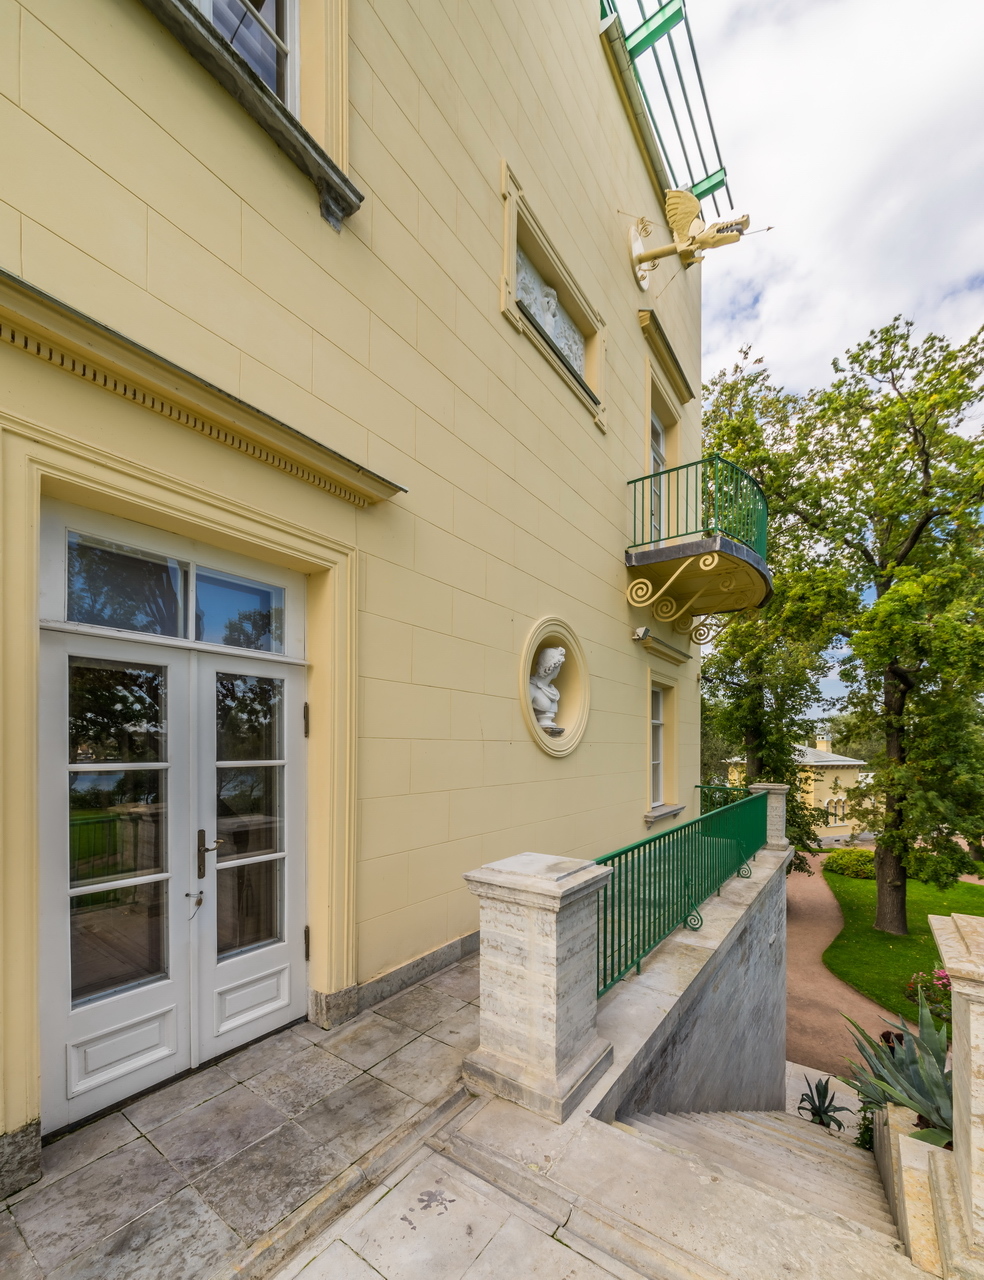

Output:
xmin=140 ymin=0 xmax=362 ymax=227
xmin=650 ymin=411 xmax=666 ymax=473
xmin=516 ymin=249 xmax=586 ymax=379
xmin=501 ymin=165 xmax=607 ymax=431
xmin=195 ymin=0 xmax=295 ymax=106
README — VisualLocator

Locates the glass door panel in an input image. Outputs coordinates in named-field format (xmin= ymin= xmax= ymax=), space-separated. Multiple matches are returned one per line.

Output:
xmin=67 ymin=658 xmax=169 ymax=1001
xmin=40 ymin=635 xmax=193 ymax=1133
xmin=195 ymin=658 xmax=305 ymax=1064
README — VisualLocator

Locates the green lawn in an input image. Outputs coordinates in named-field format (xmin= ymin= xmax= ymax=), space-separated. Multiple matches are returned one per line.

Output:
xmin=822 ymin=871 xmax=984 ymax=1022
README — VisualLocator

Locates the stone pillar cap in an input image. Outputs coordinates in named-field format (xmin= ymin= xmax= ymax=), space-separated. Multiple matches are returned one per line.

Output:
xmin=748 ymin=782 xmax=790 ymax=793
xmin=463 ymin=852 xmax=611 ymax=906
xmin=930 ymin=912 xmax=984 ymax=983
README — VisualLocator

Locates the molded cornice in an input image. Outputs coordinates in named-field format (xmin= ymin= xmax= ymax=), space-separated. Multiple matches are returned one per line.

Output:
xmin=0 ymin=269 xmax=405 ymax=508
xmin=638 ymin=310 xmax=695 ymax=405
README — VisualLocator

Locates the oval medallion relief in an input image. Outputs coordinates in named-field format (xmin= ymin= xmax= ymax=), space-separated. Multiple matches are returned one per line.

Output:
xmin=520 ymin=618 xmax=590 ymax=756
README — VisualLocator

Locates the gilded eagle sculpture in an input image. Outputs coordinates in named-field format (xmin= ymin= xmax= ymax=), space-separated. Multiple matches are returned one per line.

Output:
xmin=631 ymin=190 xmax=750 ymax=285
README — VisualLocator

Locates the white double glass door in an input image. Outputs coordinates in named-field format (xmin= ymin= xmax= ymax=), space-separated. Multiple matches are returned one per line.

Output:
xmin=39 ymin=508 xmax=307 ymax=1132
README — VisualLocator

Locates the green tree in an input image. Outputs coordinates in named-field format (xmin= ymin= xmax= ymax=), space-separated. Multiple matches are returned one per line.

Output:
xmin=701 ymin=359 xmax=855 ymax=866
xmin=826 ymin=710 xmax=881 ymax=764
xmin=705 ymin=321 xmax=984 ymax=933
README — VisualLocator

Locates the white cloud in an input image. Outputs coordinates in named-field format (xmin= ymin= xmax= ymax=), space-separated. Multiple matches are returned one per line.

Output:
xmin=687 ymin=0 xmax=984 ymax=391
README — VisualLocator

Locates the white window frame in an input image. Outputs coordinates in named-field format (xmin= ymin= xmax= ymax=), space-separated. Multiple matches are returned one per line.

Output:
xmin=40 ymin=500 xmax=307 ymax=663
xmin=195 ymin=0 xmax=300 ymax=114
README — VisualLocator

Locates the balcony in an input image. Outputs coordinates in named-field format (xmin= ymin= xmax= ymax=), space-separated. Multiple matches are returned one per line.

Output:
xmin=625 ymin=454 xmax=772 ymax=635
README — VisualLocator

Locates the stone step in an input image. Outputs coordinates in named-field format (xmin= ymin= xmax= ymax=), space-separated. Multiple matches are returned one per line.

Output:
xmin=707 ymin=1114 xmax=885 ymax=1193
xmin=679 ymin=1111 xmax=885 ymax=1186
xmin=548 ymin=1117 xmax=926 ymax=1279
xmin=680 ymin=1112 xmax=885 ymax=1195
xmin=651 ymin=1113 xmax=893 ymax=1225
xmin=734 ymin=1109 xmax=878 ymax=1168
xmin=617 ymin=1120 xmax=902 ymax=1252
xmin=631 ymin=1113 xmax=895 ymax=1232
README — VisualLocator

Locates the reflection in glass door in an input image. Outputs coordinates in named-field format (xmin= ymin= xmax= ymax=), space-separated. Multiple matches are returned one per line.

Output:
xmin=68 ymin=657 xmax=170 ymax=1004
xmin=215 ymin=673 xmax=285 ymax=957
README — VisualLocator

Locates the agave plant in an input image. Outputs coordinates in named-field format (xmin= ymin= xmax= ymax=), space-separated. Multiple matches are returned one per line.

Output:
xmin=843 ymin=990 xmax=952 ymax=1147
xmin=797 ymin=1075 xmax=853 ymax=1130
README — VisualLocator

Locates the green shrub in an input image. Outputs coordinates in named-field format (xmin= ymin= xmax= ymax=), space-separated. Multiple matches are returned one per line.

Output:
xmin=824 ymin=847 xmax=876 ymax=879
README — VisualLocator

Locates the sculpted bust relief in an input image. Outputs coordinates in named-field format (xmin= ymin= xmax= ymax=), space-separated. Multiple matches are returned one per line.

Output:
xmin=529 ymin=646 xmax=566 ymax=736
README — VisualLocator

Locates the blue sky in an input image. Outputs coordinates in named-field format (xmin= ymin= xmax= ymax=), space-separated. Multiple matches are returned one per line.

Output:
xmin=682 ymin=0 xmax=984 ymax=720
xmin=687 ymin=0 xmax=984 ymax=393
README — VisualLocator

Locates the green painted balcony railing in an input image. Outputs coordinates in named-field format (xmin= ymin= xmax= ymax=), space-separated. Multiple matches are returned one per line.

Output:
xmin=594 ymin=790 xmax=767 ymax=995
xmin=628 ymin=454 xmax=768 ymax=560
xmin=696 ymin=783 xmax=751 ymax=814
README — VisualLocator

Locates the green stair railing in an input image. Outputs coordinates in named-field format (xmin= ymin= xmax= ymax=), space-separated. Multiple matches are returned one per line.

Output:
xmin=696 ymin=783 xmax=751 ymax=813
xmin=628 ymin=454 xmax=767 ymax=560
xmin=594 ymin=790 xmax=767 ymax=995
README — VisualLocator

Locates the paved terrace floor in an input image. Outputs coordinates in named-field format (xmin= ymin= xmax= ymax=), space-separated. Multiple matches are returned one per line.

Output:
xmin=0 ymin=958 xmax=479 ymax=1280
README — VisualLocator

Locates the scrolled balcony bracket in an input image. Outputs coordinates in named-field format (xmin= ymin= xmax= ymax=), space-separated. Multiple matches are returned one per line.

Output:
xmin=652 ymin=586 xmax=712 ymax=623
xmin=625 ymin=552 xmax=722 ymax=624
xmin=676 ymin=600 xmax=757 ymax=645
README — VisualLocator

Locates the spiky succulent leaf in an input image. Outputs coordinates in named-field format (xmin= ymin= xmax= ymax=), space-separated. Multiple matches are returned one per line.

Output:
xmin=908 ymin=1128 xmax=952 ymax=1147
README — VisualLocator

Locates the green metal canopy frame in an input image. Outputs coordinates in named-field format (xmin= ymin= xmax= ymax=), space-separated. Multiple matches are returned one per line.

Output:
xmin=601 ymin=0 xmax=732 ymax=217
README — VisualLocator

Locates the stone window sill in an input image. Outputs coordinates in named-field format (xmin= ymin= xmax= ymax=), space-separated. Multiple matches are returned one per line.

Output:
xmin=643 ymin=802 xmax=687 ymax=829
xmin=138 ymin=0 xmax=363 ymax=229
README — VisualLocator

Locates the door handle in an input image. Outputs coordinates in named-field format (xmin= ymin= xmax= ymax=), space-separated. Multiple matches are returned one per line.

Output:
xmin=197 ymin=830 xmax=223 ymax=878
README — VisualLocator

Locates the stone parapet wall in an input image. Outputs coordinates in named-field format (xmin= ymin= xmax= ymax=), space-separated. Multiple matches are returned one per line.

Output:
xmin=613 ymin=849 xmax=788 ymax=1118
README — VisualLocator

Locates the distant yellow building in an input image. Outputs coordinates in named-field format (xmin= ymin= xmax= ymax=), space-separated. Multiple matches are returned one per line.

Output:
xmin=798 ymin=739 xmax=868 ymax=842
xmin=0 ymin=0 xmax=768 ymax=1187
xmin=730 ymin=738 xmax=867 ymax=842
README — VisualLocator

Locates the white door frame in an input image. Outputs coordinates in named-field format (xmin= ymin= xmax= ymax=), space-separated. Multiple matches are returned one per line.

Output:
xmin=38 ymin=502 xmax=309 ymax=1131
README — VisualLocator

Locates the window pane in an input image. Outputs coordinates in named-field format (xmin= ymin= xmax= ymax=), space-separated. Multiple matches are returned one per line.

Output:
xmin=217 ymin=860 xmax=282 ymax=956
xmin=69 ymin=657 xmax=166 ymax=764
xmin=216 ymin=674 xmax=283 ymax=761
xmin=69 ymin=770 xmax=166 ymax=886
xmin=71 ymin=881 xmax=167 ymax=1002
xmin=68 ymin=533 xmax=186 ymax=637
xmin=216 ymin=766 xmax=283 ymax=858
xmin=211 ymin=0 xmax=284 ymax=98
xmin=195 ymin=569 xmax=284 ymax=652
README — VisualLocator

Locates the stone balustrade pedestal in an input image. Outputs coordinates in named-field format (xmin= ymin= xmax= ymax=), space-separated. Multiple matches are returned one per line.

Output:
xmin=930 ymin=912 xmax=984 ymax=1247
xmin=462 ymin=852 xmax=613 ymax=1123
xmin=748 ymin=782 xmax=790 ymax=851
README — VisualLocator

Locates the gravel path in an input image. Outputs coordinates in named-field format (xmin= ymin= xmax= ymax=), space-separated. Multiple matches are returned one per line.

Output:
xmin=786 ymin=857 xmax=897 ymax=1075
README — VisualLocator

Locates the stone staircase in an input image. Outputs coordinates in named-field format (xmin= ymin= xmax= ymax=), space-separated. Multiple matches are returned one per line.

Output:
xmin=617 ymin=1108 xmax=900 ymax=1247
xmin=279 ymin=1098 xmax=931 ymax=1280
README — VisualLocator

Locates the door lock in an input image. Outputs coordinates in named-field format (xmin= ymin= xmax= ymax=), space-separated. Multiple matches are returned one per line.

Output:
xmin=197 ymin=829 xmax=223 ymax=878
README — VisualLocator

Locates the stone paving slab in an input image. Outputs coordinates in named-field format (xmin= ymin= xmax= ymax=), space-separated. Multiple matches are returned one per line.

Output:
xmin=0 ymin=960 xmax=480 ymax=1277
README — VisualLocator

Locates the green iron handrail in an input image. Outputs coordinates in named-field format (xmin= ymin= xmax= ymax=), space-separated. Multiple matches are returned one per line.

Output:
xmin=594 ymin=790 xmax=767 ymax=995
xmin=628 ymin=454 xmax=767 ymax=560
xmin=696 ymin=783 xmax=751 ymax=814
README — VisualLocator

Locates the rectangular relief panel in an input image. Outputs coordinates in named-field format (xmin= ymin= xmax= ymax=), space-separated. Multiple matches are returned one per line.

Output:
xmin=214 ymin=965 xmax=290 ymax=1035
xmin=68 ymin=1006 xmax=177 ymax=1096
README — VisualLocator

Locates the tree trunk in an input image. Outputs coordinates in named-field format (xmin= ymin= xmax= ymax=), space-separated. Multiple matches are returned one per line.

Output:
xmin=744 ymin=661 xmax=766 ymax=782
xmin=744 ymin=727 xmax=764 ymax=782
xmin=874 ymin=667 xmax=909 ymax=935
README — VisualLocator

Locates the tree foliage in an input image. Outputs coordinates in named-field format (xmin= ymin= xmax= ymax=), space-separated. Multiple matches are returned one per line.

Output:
xmin=703 ymin=320 xmax=984 ymax=932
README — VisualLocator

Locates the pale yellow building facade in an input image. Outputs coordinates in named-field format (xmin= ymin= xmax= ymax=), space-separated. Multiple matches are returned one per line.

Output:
xmin=0 ymin=0 xmax=760 ymax=1185
xmin=800 ymin=740 xmax=867 ymax=842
